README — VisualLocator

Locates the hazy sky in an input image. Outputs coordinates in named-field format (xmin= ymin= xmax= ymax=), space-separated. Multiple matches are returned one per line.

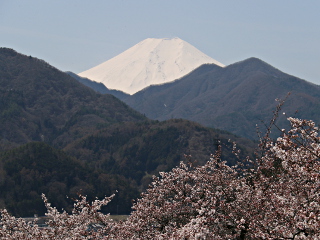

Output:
xmin=1 ymin=0 xmax=319 ymax=84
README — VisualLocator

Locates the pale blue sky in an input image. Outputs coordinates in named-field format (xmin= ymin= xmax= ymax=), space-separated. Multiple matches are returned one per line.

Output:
xmin=1 ymin=0 xmax=319 ymax=84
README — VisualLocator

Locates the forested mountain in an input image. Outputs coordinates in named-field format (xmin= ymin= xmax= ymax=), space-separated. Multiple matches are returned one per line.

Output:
xmin=0 ymin=48 xmax=255 ymax=217
xmin=0 ymin=120 xmax=254 ymax=217
xmin=0 ymin=48 xmax=145 ymax=150
xmin=64 ymin=119 xmax=254 ymax=189
xmin=0 ymin=142 xmax=138 ymax=216
xmin=122 ymin=58 xmax=320 ymax=139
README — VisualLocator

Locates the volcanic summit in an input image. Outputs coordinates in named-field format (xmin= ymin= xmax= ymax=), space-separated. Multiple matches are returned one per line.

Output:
xmin=78 ymin=38 xmax=224 ymax=94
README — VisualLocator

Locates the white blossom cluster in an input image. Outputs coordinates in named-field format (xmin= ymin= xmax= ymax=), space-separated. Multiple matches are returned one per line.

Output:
xmin=0 ymin=194 xmax=115 ymax=239
xmin=1 ymin=117 xmax=320 ymax=239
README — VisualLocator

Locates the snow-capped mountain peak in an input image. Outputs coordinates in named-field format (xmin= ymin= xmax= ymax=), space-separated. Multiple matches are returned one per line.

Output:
xmin=79 ymin=37 xmax=224 ymax=94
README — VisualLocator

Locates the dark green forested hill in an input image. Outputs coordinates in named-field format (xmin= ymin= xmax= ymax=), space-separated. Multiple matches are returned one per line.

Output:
xmin=64 ymin=119 xmax=255 ymax=191
xmin=0 ymin=48 xmax=146 ymax=150
xmin=0 ymin=142 xmax=139 ymax=216
xmin=0 ymin=47 xmax=145 ymax=216
xmin=0 ymin=120 xmax=255 ymax=217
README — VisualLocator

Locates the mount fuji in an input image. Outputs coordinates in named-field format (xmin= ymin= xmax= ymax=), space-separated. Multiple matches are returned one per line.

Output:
xmin=78 ymin=37 xmax=224 ymax=94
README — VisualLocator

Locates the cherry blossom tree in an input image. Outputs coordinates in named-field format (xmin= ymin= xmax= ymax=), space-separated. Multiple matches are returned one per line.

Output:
xmin=0 ymin=194 xmax=115 ymax=239
xmin=114 ymin=116 xmax=320 ymax=239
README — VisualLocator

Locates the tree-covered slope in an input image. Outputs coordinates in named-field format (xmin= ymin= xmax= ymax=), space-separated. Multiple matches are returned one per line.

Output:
xmin=0 ymin=142 xmax=138 ymax=216
xmin=123 ymin=58 xmax=320 ymax=139
xmin=0 ymin=48 xmax=146 ymax=150
xmin=64 ymin=119 xmax=254 ymax=191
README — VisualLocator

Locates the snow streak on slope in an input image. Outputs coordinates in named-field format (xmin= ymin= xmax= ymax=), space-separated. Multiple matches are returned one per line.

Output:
xmin=79 ymin=38 xmax=224 ymax=94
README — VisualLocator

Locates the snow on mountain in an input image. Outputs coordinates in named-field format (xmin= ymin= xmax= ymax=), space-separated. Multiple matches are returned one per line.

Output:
xmin=78 ymin=37 xmax=224 ymax=94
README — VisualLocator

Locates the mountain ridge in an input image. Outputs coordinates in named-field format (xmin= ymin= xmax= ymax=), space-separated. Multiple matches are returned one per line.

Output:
xmin=66 ymin=71 xmax=129 ymax=100
xmin=121 ymin=57 xmax=320 ymax=139
xmin=0 ymin=47 xmax=146 ymax=149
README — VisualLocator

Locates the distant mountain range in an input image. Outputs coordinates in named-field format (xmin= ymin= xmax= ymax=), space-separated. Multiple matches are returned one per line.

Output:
xmin=78 ymin=37 xmax=224 ymax=94
xmin=122 ymin=57 xmax=320 ymax=139
xmin=2 ymin=40 xmax=320 ymax=217
xmin=0 ymin=47 xmax=252 ymax=217
xmin=73 ymin=56 xmax=320 ymax=140
xmin=1 ymin=41 xmax=318 ymax=238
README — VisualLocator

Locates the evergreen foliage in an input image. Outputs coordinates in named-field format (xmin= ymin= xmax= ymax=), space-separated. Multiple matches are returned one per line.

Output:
xmin=0 ymin=142 xmax=139 ymax=216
